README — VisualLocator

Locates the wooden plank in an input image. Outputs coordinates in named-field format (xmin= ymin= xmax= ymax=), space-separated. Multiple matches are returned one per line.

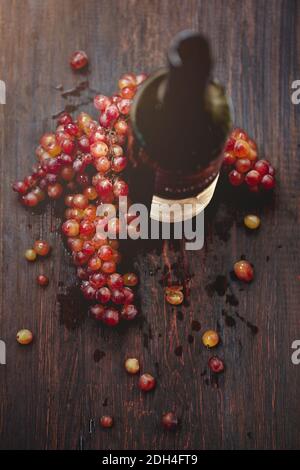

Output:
xmin=0 ymin=0 xmax=299 ymax=449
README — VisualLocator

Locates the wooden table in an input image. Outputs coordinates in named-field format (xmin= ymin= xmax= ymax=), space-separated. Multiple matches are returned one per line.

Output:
xmin=0 ymin=0 xmax=299 ymax=450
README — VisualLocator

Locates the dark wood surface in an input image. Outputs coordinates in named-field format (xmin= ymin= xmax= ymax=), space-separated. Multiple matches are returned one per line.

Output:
xmin=0 ymin=0 xmax=300 ymax=450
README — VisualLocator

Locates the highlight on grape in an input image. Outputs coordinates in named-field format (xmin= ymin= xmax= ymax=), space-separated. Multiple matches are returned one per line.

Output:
xmin=0 ymin=340 xmax=6 ymax=365
xmin=0 ymin=80 xmax=5 ymax=104
xmin=95 ymin=196 xmax=205 ymax=251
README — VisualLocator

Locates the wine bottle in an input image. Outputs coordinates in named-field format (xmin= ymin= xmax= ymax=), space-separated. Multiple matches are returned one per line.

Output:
xmin=130 ymin=30 xmax=232 ymax=222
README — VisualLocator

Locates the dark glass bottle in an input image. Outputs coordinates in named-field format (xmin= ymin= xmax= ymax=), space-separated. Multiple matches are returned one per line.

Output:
xmin=130 ymin=30 xmax=232 ymax=222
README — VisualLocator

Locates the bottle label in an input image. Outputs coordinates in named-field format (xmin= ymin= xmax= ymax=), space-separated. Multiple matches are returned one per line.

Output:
xmin=151 ymin=173 xmax=219 ymax=223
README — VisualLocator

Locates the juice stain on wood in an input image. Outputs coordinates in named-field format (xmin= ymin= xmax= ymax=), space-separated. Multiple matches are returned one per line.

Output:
xmin=57 ymin=284 xmax=87 ymax=330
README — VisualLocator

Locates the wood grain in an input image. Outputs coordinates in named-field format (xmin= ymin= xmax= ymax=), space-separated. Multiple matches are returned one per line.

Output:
xmin=0 ymin=0 xmax=300 ymax=450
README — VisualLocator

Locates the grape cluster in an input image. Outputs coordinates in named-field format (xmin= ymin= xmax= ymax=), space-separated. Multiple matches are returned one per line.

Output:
xmin=12 ymin=72 xmax=147 ymax=326
xmin=223 ymin=128 xmax=276 ymax=192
